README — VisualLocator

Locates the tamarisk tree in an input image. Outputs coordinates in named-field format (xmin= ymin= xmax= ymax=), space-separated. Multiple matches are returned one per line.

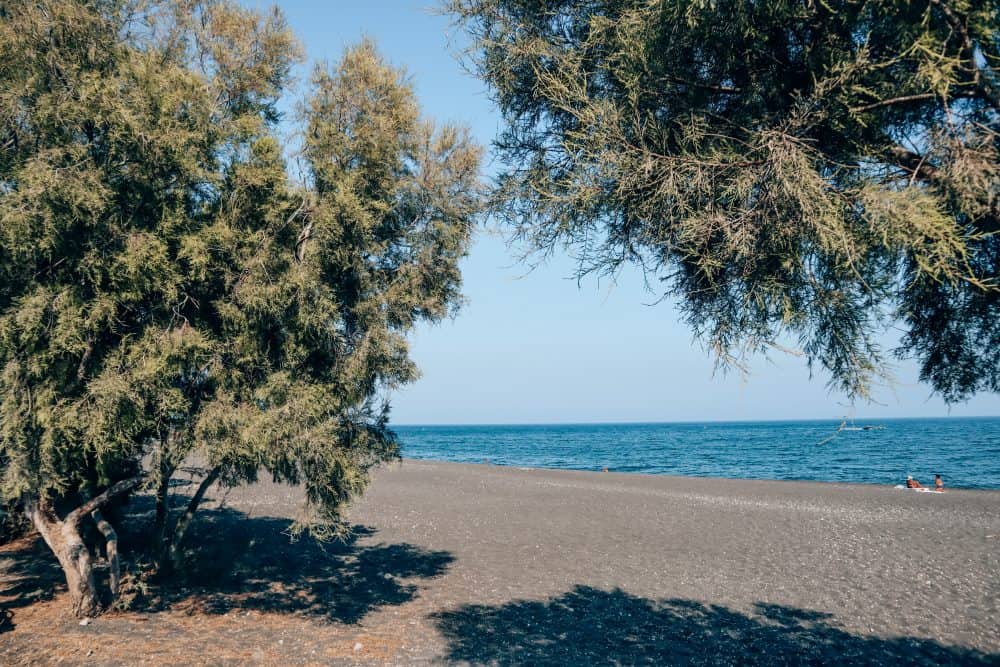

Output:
xmin=0 ymin=0 xmax=481 ymax=617
xmin=450 ymin=0 xmax=999 ymax=400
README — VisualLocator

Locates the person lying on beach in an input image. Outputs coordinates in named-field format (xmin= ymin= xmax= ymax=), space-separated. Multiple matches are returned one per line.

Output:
xmin=905 ymin=476 xmax=922 ymax=489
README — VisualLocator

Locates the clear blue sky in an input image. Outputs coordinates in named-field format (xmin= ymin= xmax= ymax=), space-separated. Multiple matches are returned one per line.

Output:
xmin=260 ymin=0 xmax=1000 ymax=424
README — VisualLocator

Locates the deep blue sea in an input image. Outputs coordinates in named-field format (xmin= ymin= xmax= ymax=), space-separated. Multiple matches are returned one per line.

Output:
xmin=395 ymin=417 xmax=1000 ymax=489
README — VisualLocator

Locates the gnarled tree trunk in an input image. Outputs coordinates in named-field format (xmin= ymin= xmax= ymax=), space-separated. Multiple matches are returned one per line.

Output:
xmin=22 ymin=476 xmax=143 ymax=618
xmin=24 ymin=498 xmax=100 ymax=618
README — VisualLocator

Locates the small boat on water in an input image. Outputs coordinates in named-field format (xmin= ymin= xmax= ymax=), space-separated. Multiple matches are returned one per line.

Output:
xmin=839 ymin=418 xmax=885 ymax=432
xmin=817 ymin=416 xmax=886 ymax=444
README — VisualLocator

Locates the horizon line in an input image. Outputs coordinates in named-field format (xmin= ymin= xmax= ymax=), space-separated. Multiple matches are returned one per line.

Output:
xmin=392 ymin=414 xmax=1000 ymax=428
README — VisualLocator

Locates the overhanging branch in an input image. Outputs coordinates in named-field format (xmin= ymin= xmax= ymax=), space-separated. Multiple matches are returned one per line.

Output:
xmin=64 ymin=476 xmax=144 ymax=529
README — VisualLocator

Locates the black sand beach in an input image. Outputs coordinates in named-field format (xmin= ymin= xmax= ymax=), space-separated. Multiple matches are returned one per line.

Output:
xmin=2 ymin=460 xmax=998 ymax=664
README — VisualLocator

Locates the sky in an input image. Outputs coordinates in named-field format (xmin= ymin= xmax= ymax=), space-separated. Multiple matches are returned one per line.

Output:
xmin=258 ymin=0 xmax=1000 ymax=424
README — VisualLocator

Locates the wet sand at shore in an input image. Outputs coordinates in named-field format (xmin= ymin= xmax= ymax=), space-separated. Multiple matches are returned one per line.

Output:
xmin=2 ymin=460 xmax=998 ymax=664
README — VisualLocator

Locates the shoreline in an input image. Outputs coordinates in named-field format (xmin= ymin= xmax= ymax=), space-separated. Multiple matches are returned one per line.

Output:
xmin=394 ymin=418 xmax=1000 ymax=491
xmin=400 ymin=456 xmax=1000 ymax=493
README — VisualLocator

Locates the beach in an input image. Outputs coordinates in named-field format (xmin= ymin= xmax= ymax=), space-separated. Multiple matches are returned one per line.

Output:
xmin=2 ymin=460 xmax=998 ymax=664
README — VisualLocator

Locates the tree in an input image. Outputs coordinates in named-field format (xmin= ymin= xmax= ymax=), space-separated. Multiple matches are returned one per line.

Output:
xmin=449 ymin=0 xmax=999 ymax=400
xmin=0 ymin=0 xmax=481 ymax=617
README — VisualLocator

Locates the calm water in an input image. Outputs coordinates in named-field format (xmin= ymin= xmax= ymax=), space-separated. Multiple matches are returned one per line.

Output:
xmin=395 ymin=417 xmax=1000 ymax=489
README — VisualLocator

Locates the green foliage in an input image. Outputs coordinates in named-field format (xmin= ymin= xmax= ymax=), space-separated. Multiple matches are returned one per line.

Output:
xmin=0 ymin=499 xmax=29 ymax=544
xmin=450 ymin=0 xmax=999 ymax=400
xmin=0 ymin=0 xmax=481 ymax=546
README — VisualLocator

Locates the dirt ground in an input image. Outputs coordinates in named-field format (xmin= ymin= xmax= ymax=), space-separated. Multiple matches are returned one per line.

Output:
xmin=2 ymin=460 xmax=998 ymax=665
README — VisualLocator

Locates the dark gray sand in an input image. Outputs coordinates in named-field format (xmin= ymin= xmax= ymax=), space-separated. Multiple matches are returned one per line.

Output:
xmin=2 ymin=460 xmax=998 ymax=664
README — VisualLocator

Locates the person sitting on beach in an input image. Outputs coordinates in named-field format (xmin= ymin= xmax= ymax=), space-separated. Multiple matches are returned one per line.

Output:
xmin=905 ymin=475 xmax=922 ymax=489
xmin=935 ymin=474 xmax=944 ymax=492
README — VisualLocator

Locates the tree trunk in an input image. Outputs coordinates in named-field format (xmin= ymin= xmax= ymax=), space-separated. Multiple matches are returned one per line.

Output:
xmin=153 ymin=466 xmax=173 ymax=556
xmin=91 ymin=509 xmax=120 ymax=598
xmin=22 ymin=476 xmax=143 ymax=618
xmin=24 ymin=498 xmax=100 ymax=618
xmin=164 ymin=465 xmax=221 ymax=573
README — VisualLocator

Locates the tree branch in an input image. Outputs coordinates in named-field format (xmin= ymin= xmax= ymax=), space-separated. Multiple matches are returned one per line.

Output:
xmin=91 ymin=510 xmax=120 ymax=597
xmin=889 ymin=146 xmax=942 ymax=183
xmin=888 ymin=145 xmax=1000 ymax=234
xmin=64 ymin=476 xmax=144 ymax=529
xmin=295 ymin=220 xmax=314 ymax=262
xmin=235 ymin=195 xmax=309 ymax=286
xmin=850 ymin=90 xmax=976 ymax=113
xmin=658 ymin=74 xmax=741 ymax=94
xmin=165 ymin=465 xmax=222 ymax=569
xmin=929 ymin=0 xmax=1000 ymax=110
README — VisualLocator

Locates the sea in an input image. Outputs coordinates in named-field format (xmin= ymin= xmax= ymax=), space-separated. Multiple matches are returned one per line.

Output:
xmin=395 ymin=417 xmax=1000 ymax=490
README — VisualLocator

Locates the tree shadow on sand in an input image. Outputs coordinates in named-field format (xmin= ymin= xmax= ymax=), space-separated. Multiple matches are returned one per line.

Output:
xmin=1 ymin=499 xmax=453 ymax=628
xmin=140 ymin=505 xmax=453 ymax=623
xmin=433 ymin=585 xmax=996 ymax=665
xmin=0 ymin=536 xmax=64 ymax=633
